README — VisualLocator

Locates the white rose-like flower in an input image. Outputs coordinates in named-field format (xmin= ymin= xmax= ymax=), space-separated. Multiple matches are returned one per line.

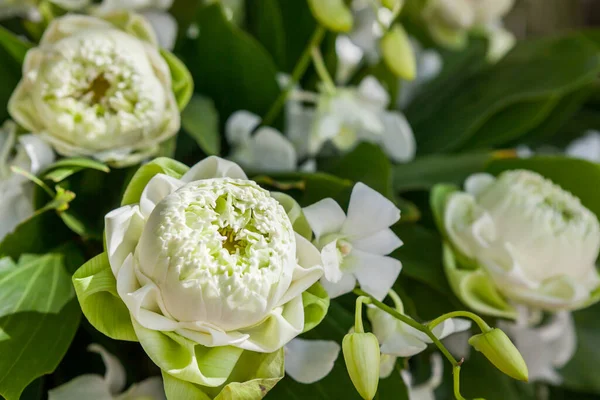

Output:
xmin=8 ymin=14 xmax=180 ymax=166
xmin=105 ymin=157 xmax=323 ymax=353
xmin=443 ymin=170 xmax=600 ymax=311
xmin=0 ymin=121 xmax=54 ymax=240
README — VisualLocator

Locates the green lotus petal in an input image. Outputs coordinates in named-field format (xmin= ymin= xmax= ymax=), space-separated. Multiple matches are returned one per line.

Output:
xmin=162 ymin=348 xmax=284 ymax=400
xmin=430 ymin=183 xmax=459 ymax=234
xmin=121 ymin=157 xmax=190 ymax=206
xmin=302 ymin=282 xmax=329 ymax=333
xmin=102 ymin=11 xmax=158 ymax=46
xmin=72 ymin=253 xmax=137 ymax=341
xmin=270 ymin=192 xmax=312 ymax=240
xmin=133 ymin=320 xmax=244 ymax=387
xmin=443 ymin=243 xmax=517 ymax=319
xmin=161 ymin=49 xmax=194 ymax=111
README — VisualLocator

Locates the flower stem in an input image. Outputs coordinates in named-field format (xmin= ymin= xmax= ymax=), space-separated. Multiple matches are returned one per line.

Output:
xmin=311 ymin=46 xmax=336 ymax=94
xmin=354 ymin=296 xmax=371 ymax=333
xmin=353 ymin=289 xmax=458 ymax=366
xmin=453 ymin=366 xmax=466 ymax=400
xmin=427 ymin=311 xmax=492 ymax=333
xmin=261 ymin=26 xmax=326 ymax=127
xmin=11 ymin=166 xmax=55 ymax=197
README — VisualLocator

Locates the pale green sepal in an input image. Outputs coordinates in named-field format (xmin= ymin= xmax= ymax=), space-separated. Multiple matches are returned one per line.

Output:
xmin=430 ymin=183 xmax=459 ymax=234
xmin=307 ymin=0 xmax=353 ymax=33
xmin=121 ymin=157 xmax=190 ymax=206
xmin=161 ymin=49 xmax=194 ymax=111
xmin=162 ymin=348 xmax=284 ymax=400
xmin=101 ymin=11 xmax=158 ymax=46
xmin=133 ymin=320 xmax=244 ymax=388
xmin=443 ymin=243 xmax=517 ymax=319
xmin=301 ymin=282 xmax=330 ymax=333
xmin=469 ymin=328 xmax=529 ymax=382
xmin=381 ymin=24 xmax=416 ymax=80
xmin=270 ymin=192 xmax=312 ymax=240
xmin=72 ymin=252 xmax=137 ymax=341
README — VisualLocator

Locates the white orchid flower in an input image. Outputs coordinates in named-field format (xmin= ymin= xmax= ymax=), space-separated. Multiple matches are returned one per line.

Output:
xmin=8 ymin=13 xmax=181 ymax=166
xmin=105 ymin=156 xmax=323 ymax=354
xmin=0 ymin=0 xmax=40 ymax=20
xmin=566 ymin=131 xmax=600 ymax=162
xmin=367 ymin=292 xmax=470 ymax=373
xmin=442 ymin=170 xmax=600 ymax=312
xmin=226 ymin=110 xmax=297 ymax=172
xmin=286 ymin=76 xmax=416 ymax=163
xmin=0 ymin=120 xmax=54 ymax=240
xmin=401 ymin=354 xmax=444 ymax=400
xmin=284 ymin=338 xmax=341 ymax=384
xmin=303 ymin=182 xmax=403 ymax=300
xmin=499 ymin=311 xmax=576 ymax=384
xmin=48 ymin=344 xmax=165 ymax=400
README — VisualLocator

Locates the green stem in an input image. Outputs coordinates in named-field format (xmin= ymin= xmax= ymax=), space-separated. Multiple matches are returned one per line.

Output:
xmin=311 ymin=46 xmax=336 ymax=94
xmin=354 ymin=296 xmax=371 ymax=333
xmin=353 ymin=289 xmax=458 ymax=366
xmin=261 ymin=26 xmax=326 ymax=127
xmin=427 ymin=311 xmax=492 ymax=333
xmin=387 ymin=289 xmax=404 ymax=312
xmin=453 ymin=366 xmax=466 ymax=400
xmin=11 ymin=166 xmax=55 ymax=197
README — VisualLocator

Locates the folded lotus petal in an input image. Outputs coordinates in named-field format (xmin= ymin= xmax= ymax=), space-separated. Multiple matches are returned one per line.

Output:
xmin=320 ymin=272 xmax=356 ymax=299
xmin=464 ymin=173 xmax=495 ymax=198
xmin=225 ymin=110 xmax=260 ymax=145
xmin=284 ymin=338 xmax=341 ymax=383
xmin=139 ymin=173 xmax=184 ymax=217
xmin=48 ymin=375 xmax=114 ymax=400
xmin=342 ymin=182 xmax=400 ymax=239
xmin=181 ymin=156 xmax=247 ymax=182
xmin=351 ymin=250 xmax=402 ymax=301
xmin=175 ymin=325 xmax=250 ymax=348
xmin=17 ymin=134 xmax=54 ymax=174
xmin=40 ymin=15 xmax=115 ymax=44
xmin=88 ymin=344 xmax=126 ymax=395
xmin=246 ymin=127 xmax=297 ymax=172
xmin=118 ymin=376 xmax=166 ymax=400
xmin=351 ymin=228 xmax=403 ymax=256
xmin=303 ymin=198 xmax=347 ymax=241
xmin=321 ymin=240 xmax=344 ymax=283
xmin=105 ymin=205 xmax=146 ymax=275
xmin=379 ymin=111 xmax=416 ymax=163
xmin=142 ymin=10 xmax=177 ymax=50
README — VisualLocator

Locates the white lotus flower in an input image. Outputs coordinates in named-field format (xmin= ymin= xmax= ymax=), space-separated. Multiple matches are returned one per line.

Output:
xmin=566 ymin=131 xmax=600 ymax=162
xmin=226 ymin=111 xmax=297 ymax=172
xmin=48 ymin=344 xmax=165 ymax=400
xmin=287 ymin=76 xmax=415 ymax=163
xmin=367 ymin=293 xmax=470 ymax=373
xmin=303 ymin=182 xmax=403 ymax=300
xmin=284 ymin=338 xmax=341 ymax=384
xmin=0 ymin=120 xmax=54 ymax=240
xmin=444 ymin=170 xmax=600 ymax=311
xmin=105 ymin=156 xmax=323 ymax=352
xmin=8 ymin=14 xmax=180 ymax=166
xmin=499 ymin=311 xmax=576 ymax=384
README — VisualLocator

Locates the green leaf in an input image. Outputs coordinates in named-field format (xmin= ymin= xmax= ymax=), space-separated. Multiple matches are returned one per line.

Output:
xmin=0 ymin=254 xmax=73 ymax=319
xmin=42 ymin=158 xmax=110 ymax=183
xmin=188 ymin=3 xmax=281 ymax=121
xmin=181 ymin=95 xmax=221 ymax=156
xmin=121 ymin=157 xmax=189 ymax=206
xmin=0 ymin=25 xmax=32 ymax=64
xmin=407 ymin=33 xmax=600 ymax=154
xmin=162 ymin=348 xmax=284 ymax=400
xmin=0 ymin=299 xmax=81 ymax=400
xmin=0 ymin=28 xmax=24 ymax=123
xmin=245 ymin=0 xmax=286 ymax=69
xmin=161 ymin=49 xmax=194 ymax=111
xmin=486 ymin=156 xmax=600 ymax=219
xmin=393 ymin=152 xmax=501 ymax=192
xmin=72 ymin=253 xmax=137 ymax=342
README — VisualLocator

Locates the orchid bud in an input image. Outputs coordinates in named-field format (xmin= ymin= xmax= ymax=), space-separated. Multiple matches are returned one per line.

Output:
xmin=307 ymin=0 xmax=353 ymax=33
xmin=469 ymin=328 xmax=529 ymax=382
xmin=380 ymin=24 xmax=416 ymax=80
xmin=343 ymin=332 xmax=380 ymax=400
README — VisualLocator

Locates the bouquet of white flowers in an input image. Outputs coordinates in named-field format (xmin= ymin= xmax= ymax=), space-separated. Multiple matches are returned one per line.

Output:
xmin=0 ymin=1 xmax=599 ymax=399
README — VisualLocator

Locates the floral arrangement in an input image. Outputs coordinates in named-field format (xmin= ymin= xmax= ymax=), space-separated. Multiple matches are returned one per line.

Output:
xmin=1 ymin=0 xmax=600 ymax=399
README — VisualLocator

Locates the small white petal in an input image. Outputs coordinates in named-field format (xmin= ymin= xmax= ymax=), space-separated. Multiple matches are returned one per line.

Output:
xmin=350 ymin=250 xmax=402 ymax=301
xmin=351 ymin=228 xmax=403 ymax=256
xmin=142 ymin=11 xmax=177 ymax=51
xmin=303 ymin=198 xmax=347 ymax=241
xmin=87 ymin=344 xmax=126 ymax=395
xmin=342 ymin=182 xmax=400 ymax=239
xmin=321 ymin=240 xmax=344 ymax=283
xmin=119 ymin=376 xmax=166 ymax=400
xmin=566 ymin=131 xmax=600 ymax=162
xmin=225 ymin=111 xmax=260 ymax=146
xmin=357 ymin=76 xmax=390 ymax=108
xmin=48 ymin=375 xmax=113 ymax=400
xmin=285 ymin=338 xmax=341 ymax=384
xmin=379 ymin=111 xmax=416 ymax=163
xmin=320 ymin=272 xmax=356 ymax=299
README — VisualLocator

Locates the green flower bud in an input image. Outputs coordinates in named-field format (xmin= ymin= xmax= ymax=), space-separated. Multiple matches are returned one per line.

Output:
xmin=307 ymin=0 xmax=353 ymax=33
xmin=343 ymin=332 xmax=380 ymax=400
xmin=468 ymin=328 xmax=529 ymax=382
xmin=380 ymin=24 xmax=416 ymax=80
xmin=382 ymin=0 xmax=404 ymax=11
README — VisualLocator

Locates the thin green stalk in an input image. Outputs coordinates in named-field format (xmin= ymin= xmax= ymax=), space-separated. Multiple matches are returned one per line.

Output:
xmin=453 ymin=366 xmax=466 ymax=400
xmin=311 ymin=46 xmax=336 ymax=94
xmin=354 ymin=296 xmax=371 ymax=333
xmin=261 ymin=26 xmax=326 ymax=127
xmin=353 ymin=289 xmax=458 ymax=366
xmin=427 ymin=311 xmax=491 ymax=333
xmin=11 ymin=166 xmax=55 ymax=197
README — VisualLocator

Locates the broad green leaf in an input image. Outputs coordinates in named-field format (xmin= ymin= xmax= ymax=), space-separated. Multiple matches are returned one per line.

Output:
xmin=72 ymin=253 xmax=137 ymax=342
xmin=42 ymin=158 xmax=109 ymax=183
xmin=121 ymin=157 xmax=189 ymax=206
xmin=0 ymin=31 xmax=23 ymax=123
xmin=162 ymin=348 xmax=284 ymax=400
xmin=161 ymin=49 xmax=194 ymax=111
xmin=245 ymin=0 xmax=286 ymax=69
xmin=407 ymin=33 xmax=600 ymax=154
xmin=181 ymin=95 xmax=221 ymax=156
xmin=393 ymin=152 xmax=504 ymax=192
xmin=0 ymin=300 xmax=81 ymax=400
xmin=486 ymin=156 xmax=600 ymax=219
xmin=188 ymin=3 xmax=281 ymax=121
xmin=0 ymin=254 xmax=73 ymax=319
xmin=0 ymin=25 xmax=32 ymax=64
